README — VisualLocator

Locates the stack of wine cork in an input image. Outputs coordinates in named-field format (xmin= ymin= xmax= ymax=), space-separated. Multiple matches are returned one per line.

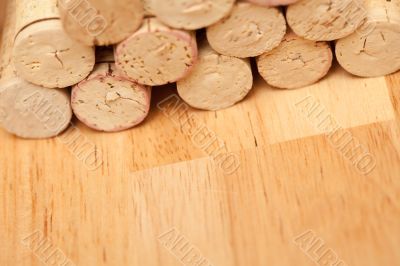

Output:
xmin=0 ymin=0 xmax=399 ymax=138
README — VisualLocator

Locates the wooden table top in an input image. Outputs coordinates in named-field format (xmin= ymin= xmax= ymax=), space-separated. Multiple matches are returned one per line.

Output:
xmin=1 ymin=64 xmax=400 ymax=266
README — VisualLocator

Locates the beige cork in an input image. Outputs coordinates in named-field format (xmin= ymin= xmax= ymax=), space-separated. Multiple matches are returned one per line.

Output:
xmin=336 ymin=0 xmax=400 ymax=77
xmin=58 ymin=0 xmax=144 ymax=46
xmin=141 ymin=0 xmax=155 ymax=17
xmin=0 ymin=0 xmax=72 ymax=139
xmin=246 ymin=0 xmax=299 ymax=6
xmin=256 ymin=31 xmax=333 ymax=89
xmin=146 ymin=0 xmax=235 ymax=30
xmin=286 ymin=0 xmax=367 ymax=41
xmin=115 ymin=17 xmax=198 ymax=86
xmin=71 ymin=48 xmax=151 ymax=132
xmin=12 ymin=0 xmax=95 ymax=88
xmin=206 ymin=1 xmax=286 ymax=58
xmin=15 ymin=0 xmax=60 ymax=34
xmin=177 ymin=39 xmax=253 ymax=111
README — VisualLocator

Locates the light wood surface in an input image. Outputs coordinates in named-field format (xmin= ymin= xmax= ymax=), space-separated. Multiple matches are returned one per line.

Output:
xmin=1 ymin=61 xmax=400 ymax=265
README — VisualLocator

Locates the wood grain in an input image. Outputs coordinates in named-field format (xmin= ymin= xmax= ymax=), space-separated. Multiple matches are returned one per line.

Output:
xmin=1 ymin=60 xmax=399 ymax=264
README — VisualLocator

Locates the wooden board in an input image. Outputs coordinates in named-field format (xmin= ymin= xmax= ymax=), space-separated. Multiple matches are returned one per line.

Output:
xmin=1 ymin=64 xmax=400 ymax=266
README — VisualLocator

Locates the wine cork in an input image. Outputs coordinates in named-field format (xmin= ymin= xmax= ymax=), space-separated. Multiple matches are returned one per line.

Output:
xmin=336 ymin=0 xmax=400 ymax=77
xmin=177 ymin=40 xmax=253 ymax=111
xmin=115 ymin=17 xmax=198 ymax=86
xmin=71 ymin=49 xmax=151 ymax=132
xmin=206 ymin=1 xmax=286 ymax=58
xmin=0 ymin=0 xmax=72 ymax=139
xmin=12 ymin=0 xmax=95 ymax=88
xmin=286 ymin=0 xmax=367 ymax=41
xmin=141 ymin=0 xmax=155 ymax=17
xmin=256 ymin=31 xmax=333 ymax=89
xmin=58 ymin=0 xmax=144 ymax=46
xmin=146 ymin=0 xmax=235 ymax=30
xmin=15 ymin=0 xmax=59 ymax=34
xmin=246 ymin=0 xmax=299 ymax=6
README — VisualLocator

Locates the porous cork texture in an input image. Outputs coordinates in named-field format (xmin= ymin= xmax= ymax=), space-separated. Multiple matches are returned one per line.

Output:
xmin=13 ymin=0 xmax=95 ymax=88
xmin=146 ymin=0 xmax=235 ymax=30
xmin=177 ymin=42 xmax=253 ymax=111
xmin=115 ymin=17 xmax=198 ymax=86
xmin=286 ymin=0 xmax=367 ymax=41
xmin=58 ymin=0 xmax=144 ymax=46
xmin=0 ymin=79 xmax=72 ymax=139
xmin=15 ymin=0 xmax=59 ymax=34
xmin=71 ymin=63 xmax=151 ymax=132
xmin=257 ymin=32 xmax=333 ymax=89
xmin=336 ymin=0 xmax=400 ymax=77
xmin=246 ymin=0 xmax=299 ymax=6
xmin=206 ymin=2 xmax=286 ymax=58
xmin=1 ymin=0 xmax=72 ymax=139
xmin=13 ymin=19 xmax=95 ymax=88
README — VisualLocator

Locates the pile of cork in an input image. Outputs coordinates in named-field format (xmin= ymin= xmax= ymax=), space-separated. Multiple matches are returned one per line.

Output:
xmin=0 ymin=0 xmax=399 ymax=138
